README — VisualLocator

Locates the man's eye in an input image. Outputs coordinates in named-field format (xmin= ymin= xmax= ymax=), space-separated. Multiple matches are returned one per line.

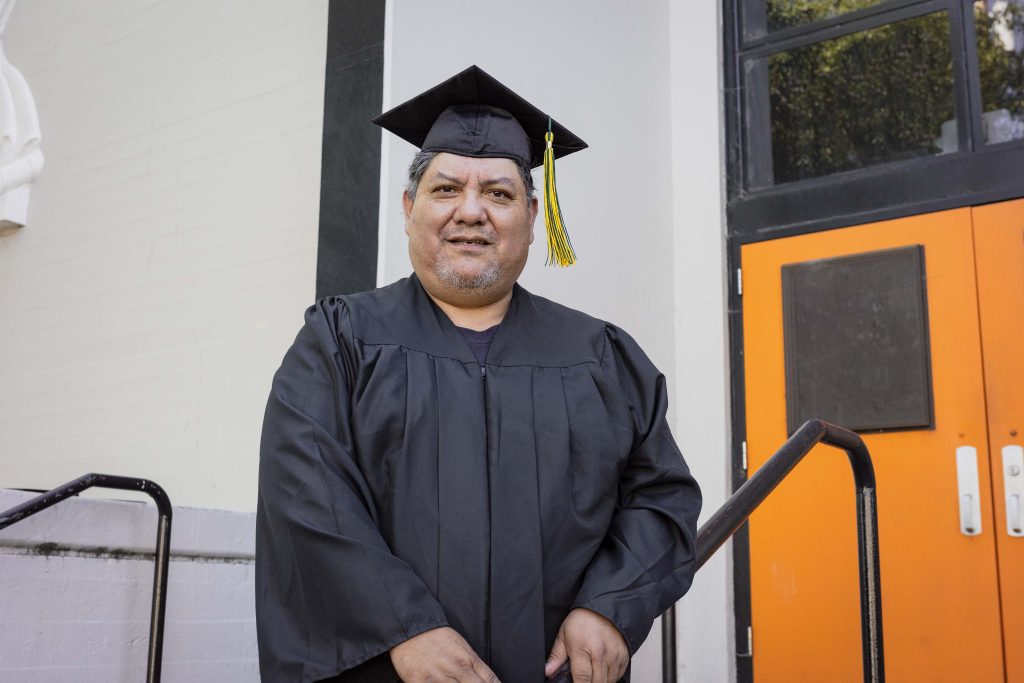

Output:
xmin=436 ymin=186 xmax=456 ymax=194
xmin=490 ymin=190 xmax=510 ymax=199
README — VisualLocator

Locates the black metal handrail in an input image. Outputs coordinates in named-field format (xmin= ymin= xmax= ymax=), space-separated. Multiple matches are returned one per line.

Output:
xmin=0 ymin=473 xmax=173 ymax=683
xmin=662 ymin=419 xmax=884 ymax=683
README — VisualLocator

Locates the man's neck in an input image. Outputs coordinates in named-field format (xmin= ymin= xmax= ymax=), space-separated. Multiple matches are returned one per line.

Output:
xmin=427 ymin=288 xmax=513 ymax=331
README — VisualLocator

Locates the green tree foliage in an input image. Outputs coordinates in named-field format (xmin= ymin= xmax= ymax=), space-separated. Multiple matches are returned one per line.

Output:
xmin=768 ymin=0 xmax=883 ymax=32
xmin=975 ymin=2 xmax=1024 ymax=119
xmin=763 ymin=1 xmax=1024 ymax=184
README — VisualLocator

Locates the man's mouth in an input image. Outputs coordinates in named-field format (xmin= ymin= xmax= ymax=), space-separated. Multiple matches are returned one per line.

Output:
xmin=446 ymin=237 xmax=493 ymax=246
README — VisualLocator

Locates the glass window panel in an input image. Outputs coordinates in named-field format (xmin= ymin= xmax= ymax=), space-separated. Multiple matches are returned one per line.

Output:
xmin=743 ymin=0 xmax=885 ymax=40
xmin=748 ymin=12 xmax=956 ymax=187
xmin=974 ymin=0 xmax=1024 ymax=145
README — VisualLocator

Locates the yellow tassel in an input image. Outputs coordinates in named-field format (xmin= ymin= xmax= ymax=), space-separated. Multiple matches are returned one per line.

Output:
xmin=543 ymin=125 xmax=576 ymax=267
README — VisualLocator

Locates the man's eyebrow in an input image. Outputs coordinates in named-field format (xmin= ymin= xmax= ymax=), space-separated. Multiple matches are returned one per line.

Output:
xmin=482 ymin=177 xmax=517 ymax=188
xmin=432 ymin=172 xmax=518 ymax=189
xmin=432 ymin=171 xmax=465 ymax=184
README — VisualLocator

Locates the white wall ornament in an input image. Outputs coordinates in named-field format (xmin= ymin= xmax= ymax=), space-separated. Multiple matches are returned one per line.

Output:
xmin=0 ymin=0 xmax=43 ymax=233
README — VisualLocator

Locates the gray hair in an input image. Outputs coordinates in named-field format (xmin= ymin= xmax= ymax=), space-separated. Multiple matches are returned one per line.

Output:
xmin=405 ymin=150 xmax=536 ymax=200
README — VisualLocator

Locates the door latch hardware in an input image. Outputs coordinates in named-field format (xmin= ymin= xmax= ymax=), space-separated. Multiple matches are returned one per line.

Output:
xmin=1002 ymin=444 xmax=1024 ymax=537
xmin=956 ymin=446 xmax=982 ymax=536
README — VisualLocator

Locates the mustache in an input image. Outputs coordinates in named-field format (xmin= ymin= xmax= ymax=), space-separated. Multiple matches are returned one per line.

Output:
xmin=440 ymin=228 xmax=498 ymax=243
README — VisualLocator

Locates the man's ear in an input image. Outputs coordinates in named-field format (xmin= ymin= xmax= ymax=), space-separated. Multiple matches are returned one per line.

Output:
xmin=528 ymin=195 xmax=539 ymax=245
xmin=402 ymin=190 xmax=414 ymax=235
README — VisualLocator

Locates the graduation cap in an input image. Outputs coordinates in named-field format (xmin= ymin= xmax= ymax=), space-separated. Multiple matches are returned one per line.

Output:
xmin=373 ymin=65 xmax=587 ymax=267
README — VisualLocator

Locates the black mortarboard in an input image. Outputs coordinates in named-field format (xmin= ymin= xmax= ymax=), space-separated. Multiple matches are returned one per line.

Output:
xmin=373 ymin=65 xmax=586 ymax=266
xmin=373 ymin=65 xmax=587 ymax=169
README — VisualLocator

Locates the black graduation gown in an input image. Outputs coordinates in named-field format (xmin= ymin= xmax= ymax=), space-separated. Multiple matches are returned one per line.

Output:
xmin=256 ymin=275 xmax=701 ymax=682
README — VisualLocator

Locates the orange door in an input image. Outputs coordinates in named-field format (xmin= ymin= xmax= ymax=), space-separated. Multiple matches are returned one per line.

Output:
xmin=974 ymin=199 xmax=1024 ymax=682
xmin=741 ymin=208 xmax=1005 ymax=682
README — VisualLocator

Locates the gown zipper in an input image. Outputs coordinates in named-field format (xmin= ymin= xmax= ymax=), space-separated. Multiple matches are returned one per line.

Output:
xmin=480 ymin=363 xmax=492 ymax=664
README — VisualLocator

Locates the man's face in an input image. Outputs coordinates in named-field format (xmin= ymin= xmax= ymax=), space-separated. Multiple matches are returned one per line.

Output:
xmin=403 ymin=152 xmax=539 ymax=306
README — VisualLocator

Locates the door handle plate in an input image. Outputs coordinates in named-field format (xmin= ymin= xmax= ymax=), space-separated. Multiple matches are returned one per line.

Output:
xmin=956 ymin=446 xmax=982 ymax=536
xmin=1003 ymin=445 xmax=1024 ymax=537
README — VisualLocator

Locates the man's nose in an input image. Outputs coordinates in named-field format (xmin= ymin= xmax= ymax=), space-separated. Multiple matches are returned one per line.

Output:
xmin=453 ymin=190 xmax=487 ymax=225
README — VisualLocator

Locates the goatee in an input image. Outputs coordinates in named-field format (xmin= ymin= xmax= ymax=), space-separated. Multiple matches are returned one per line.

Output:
xmin=433 ymin=259 xmax=502 ymax=291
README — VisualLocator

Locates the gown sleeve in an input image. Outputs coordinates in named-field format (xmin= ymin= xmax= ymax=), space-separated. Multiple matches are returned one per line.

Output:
xmin=256 ymin=298 xmax=449 ymax=682
xmin=570 ymin=325 xmax=703 ymax=655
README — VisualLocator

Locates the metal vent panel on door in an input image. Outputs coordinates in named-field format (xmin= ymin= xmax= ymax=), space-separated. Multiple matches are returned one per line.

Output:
xmin=782 ymin=245 xmax=934 ymax=434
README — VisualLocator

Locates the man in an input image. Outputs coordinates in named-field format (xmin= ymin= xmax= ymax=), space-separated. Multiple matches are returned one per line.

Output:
xmin=256 ymin=66 xmax=701 ymax=683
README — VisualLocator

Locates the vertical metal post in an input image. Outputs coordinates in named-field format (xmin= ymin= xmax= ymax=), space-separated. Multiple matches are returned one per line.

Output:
xmin=146 ymin=507 xmax=172 ymax=683
xmin=661 ymin=604 xmax=677 ymax=683
xmin=830 ymin=422 xmax=885 ymax=683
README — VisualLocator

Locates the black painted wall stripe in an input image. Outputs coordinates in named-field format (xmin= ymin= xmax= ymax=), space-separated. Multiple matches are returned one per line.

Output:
xmin=316 ymin=0 xmax=387 ymax=299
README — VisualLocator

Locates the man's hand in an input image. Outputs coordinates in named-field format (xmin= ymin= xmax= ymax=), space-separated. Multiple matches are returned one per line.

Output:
xmin=544 ymin=608 xmax=629 ymax=683
xmin=390 ymin=626 xmax=500 ymax=683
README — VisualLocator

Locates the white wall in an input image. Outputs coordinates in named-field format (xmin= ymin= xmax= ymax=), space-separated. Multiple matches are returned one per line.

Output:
xmin=0 ymin=489 xmax=257 ymax=681
xmin=669 ymin=2 xmax=734 ymax=682
xmin=380 ymin=0 xmax=678 ymax=380
xmin=0 ymin=0 xmax=329 ymax=511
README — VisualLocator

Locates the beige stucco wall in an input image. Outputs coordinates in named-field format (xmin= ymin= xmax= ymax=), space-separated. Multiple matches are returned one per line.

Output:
xmin=0 ymin=0 xmax=329 ymax=511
